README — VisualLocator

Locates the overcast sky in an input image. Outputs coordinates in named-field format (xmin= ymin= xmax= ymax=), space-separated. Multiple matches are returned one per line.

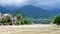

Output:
xmin=0 ymin=0 xmax=60 ymax=10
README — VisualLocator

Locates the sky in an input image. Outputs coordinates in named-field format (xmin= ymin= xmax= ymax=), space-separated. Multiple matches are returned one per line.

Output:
xmin=0 ymin=0 xmax=60 ymax=10
xmin=0 ymin=0 xmax=30 ymax=7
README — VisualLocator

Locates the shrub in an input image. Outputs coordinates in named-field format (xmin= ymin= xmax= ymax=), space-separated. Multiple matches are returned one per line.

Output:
xmin=53 ymin=13 xmax=60 ymax=26
xmin=16 ymin=14 xmax=31 ymax=25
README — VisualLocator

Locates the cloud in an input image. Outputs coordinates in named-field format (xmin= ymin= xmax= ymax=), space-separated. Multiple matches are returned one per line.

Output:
xmin=30 ymin=0 xmax=60 ymax=10
xmin=0 ymin=0 xmax=60 ymax=10
xmin=0 ymin=0 xmax=30 ymax=7
xmin=30 ymin=0 xmax=59 ymax=6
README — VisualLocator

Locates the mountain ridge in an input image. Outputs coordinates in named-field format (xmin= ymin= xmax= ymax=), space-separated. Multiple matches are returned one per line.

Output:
xmin=10 ymin=5 xmax=55 ymax=19
xmin=0 ymin=5 xmax=59 ymax=19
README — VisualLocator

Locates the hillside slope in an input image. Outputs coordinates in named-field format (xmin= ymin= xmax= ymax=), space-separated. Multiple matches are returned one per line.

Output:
xmin=0 ymin=5 xmax=59 ymax=19
xmin=10 ymin=5 xmax=54 ymax=19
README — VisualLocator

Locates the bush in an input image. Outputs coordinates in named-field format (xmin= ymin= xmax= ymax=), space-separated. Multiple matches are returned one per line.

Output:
xmin=24 ymin=18 xmax=31 ymax=24
xmin=53 ymin=13 xmax=60 ymax=26
xmin=16 ymin=14 xmax=31 ymax=25
xmin=0 ymin=14 xmax=31 ymax=25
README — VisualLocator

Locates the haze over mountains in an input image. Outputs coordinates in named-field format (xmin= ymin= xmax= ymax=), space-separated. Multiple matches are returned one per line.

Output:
xmin=0 ymin=5 xmax=60 ymax=19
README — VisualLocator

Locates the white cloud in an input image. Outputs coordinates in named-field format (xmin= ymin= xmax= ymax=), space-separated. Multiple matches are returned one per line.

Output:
xmin=0 ymin=0 xmax=30 ymax=7
xmin=30 ymin=0 xmax=60 ymax=10
xmin=0 ymin=0 xmax=60 ymax=10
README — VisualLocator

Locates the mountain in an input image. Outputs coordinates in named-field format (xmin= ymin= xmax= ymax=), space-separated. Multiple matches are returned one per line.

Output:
xmin=0 ymin=5 xmax=59 ymax=19
xmin=10 ymin=5 xmax=55 ymax=19
xmin=50 ymin=8 xmax=60 ymax=14
xmin=0 ymin=6 xmax=9 ymax=13
xmin=0 ymin=6 xmax=18 ymax=14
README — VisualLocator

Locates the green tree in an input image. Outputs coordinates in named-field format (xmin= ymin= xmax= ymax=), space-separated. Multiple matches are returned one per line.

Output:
xmin=53 ymin=14 xmax=60 ymax=27
xmin=5 ymin=16 xmax=12 ymax=25
xmin=0 ymin=18 xmax=5 ymax=25
xmin=16 ymin=14 xmax=31 ymax=25
xmin=16 ymin=14 xmax=24 ymax=25
xmin=16 ymin=14 xmax=23 ymax=20
xmin=0 ymin=16 xmax=12 ymax=25
xmin=24 ymin=18 xmax=31 ymax=24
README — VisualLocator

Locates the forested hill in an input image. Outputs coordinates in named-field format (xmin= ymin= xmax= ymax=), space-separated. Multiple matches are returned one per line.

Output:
xmin=10 ymin=5 xmax=55 ymax=19
xmin=0 ymin=5 xmax=58 ymax=19
xmin=0 ymin=6 xmax=9 ymax=13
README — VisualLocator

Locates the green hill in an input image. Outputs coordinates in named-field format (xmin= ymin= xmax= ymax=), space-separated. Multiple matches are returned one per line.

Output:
xmin=10 ymin=5 xmax=54 ymax=19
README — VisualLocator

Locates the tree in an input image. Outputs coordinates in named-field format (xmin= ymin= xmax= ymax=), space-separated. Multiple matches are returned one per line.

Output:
xmin=0 ymin=18 xmax=5 ymax=25
xmin=16 ymin=14 xmax=24 ymax=25
xmin=24 ymin=18 xmax=31 ymax=24
xmin=16 ymin=14 xmax=23 ymax=20
xmin=53 ymin=14 xmax=60 ymax=27
xmin=0 ymin=16 xmax=12 ymax=25
xmin=5 ymin=16 xmax=12 ymax=25
xmin=16 ymin=14 xmax=31 ymax=25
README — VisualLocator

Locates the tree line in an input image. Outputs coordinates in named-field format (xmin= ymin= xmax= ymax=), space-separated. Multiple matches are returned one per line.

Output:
xmin=0 ymin=14 xmax=31 ymax=25
xmin=43 ymin=13 xmax=60 ymax=26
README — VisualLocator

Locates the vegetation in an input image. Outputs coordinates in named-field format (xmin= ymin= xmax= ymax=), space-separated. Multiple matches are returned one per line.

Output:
xmin=0 ymin=14 xmax=31 ymax=25
xmin=16 ymin=14 xmax=30 ymax=25
xmin=42 ymin=19 xmax=52 ymax=24
xmin=10 ymin=5 xmax=54 ymax=19
xmin=0 ymin=16 xmax=12 ymax=25
xmin=53 ymin=14 xmax=60 ymax=26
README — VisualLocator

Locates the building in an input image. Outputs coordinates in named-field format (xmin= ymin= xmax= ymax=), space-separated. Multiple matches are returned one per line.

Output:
xmin=0 ymin=13 xmax=12 ymax=19
xmin=3 ymin=13 xmax=12 ymax=17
